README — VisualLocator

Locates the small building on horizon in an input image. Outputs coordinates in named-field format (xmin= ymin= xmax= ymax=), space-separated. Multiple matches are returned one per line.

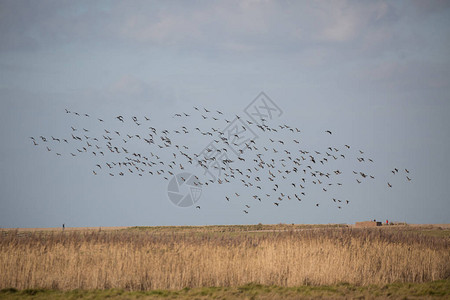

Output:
xmin=355 ymin=220 xmax=382 ymax=227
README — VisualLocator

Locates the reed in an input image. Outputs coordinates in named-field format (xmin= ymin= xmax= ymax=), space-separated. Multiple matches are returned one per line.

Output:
xmin=0 ymin=227 xmax=448 ymax=290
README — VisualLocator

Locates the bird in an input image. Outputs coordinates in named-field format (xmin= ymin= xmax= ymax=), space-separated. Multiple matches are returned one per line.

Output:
xmin=32 ymin=102 xmax=413 ymax=218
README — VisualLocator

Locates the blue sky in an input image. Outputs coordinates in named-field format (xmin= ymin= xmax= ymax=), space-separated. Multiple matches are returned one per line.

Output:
xmin=0 ymin=0 xmax=449 ymax=228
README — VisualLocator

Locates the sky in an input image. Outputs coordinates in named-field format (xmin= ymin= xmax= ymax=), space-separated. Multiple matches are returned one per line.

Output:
xmin=0 ymin=0 xmax=449 ymax=228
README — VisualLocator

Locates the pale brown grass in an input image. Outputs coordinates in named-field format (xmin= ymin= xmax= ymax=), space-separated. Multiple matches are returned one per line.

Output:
xmin=0 ymin=227 xmax=448 ymax=291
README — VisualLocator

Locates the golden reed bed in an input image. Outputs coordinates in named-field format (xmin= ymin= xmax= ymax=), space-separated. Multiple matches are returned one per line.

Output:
xmin=0 ymin=227 xmax=448 ymax=291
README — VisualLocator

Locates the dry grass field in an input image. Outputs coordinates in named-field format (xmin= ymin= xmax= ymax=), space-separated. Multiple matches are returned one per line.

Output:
xmin=0 ymin=224 xmax=449 ymax=299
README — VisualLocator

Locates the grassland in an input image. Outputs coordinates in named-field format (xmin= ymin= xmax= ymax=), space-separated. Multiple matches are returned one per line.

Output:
xmin=1 ymin=281 xmax=449 ymax=299
xmin=0 ymin=224 xmax=449 ymax=299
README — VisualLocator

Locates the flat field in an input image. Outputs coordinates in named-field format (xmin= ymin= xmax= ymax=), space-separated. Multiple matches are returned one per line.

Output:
xmin=0 ymin=224 xmax=449 ymax=299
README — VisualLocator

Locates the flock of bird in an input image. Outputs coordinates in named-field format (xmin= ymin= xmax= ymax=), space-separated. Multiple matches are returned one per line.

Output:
xmin=30 ymin=106 xmax=412 ymax=214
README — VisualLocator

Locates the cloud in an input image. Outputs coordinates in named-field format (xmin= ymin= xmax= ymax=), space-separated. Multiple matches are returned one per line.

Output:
xmin=1 ymin=0 xmax=449 ymax=79
xmin=116 ymin=1 xmax=274 ymax=50
xmin=110 ymin=74 xmax=148 ymax=95
xmin=107 ymin=74 xmax=177 ymax=107
xmin=110 ymin=0 xmax=404 ymax=62
xmin=0 ymin=0 xmax=428 ymax=58
xmin=316 ymin=2 xmax=362 ymax=42
xmin=310 ymin=1 xmax=397 ymax=45
xmin=119 ymin=11 xmax=204 ymax=45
